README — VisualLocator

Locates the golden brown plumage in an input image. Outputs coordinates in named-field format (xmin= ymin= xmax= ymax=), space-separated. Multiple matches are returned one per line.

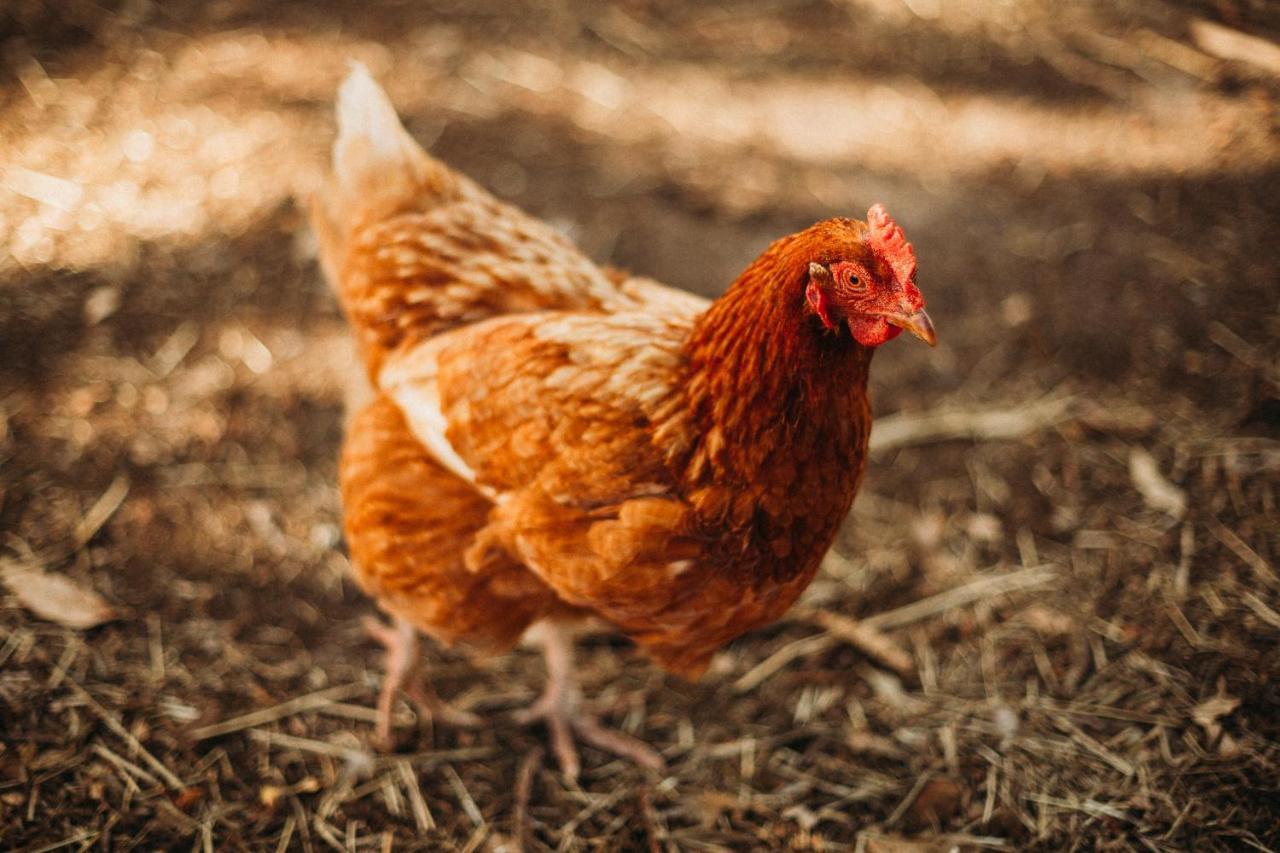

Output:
xmin=314 ymin=65 xmax=934 ymax=771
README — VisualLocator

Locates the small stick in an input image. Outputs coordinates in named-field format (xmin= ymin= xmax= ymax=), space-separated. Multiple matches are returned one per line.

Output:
xmin=513 ymin=747 xmax=544 ymax=852
xmin=92 ymin=743 xmax=155 ymax=790
xmin=734 ymin=633 xmax=834 ymax=694
xmin=790 ymin=607 xmax=914 ymax=676
xmin=736 ymin=565 xmax=1056 ymax=692
xmin=45 ymin=635 xmax=82 ymax=690
xmin=864 ymin=564 xmax=1058 ymax=631
xmin=1208 ymin=518 xmax=1277 ymax=587
xmin=1052 ymin=717 xmax=1135 ymax=778
xmin=22 ymin=830 xmax=100 ymax=853
xmin=884 ymin=771 xmax=933 ymax=827
xmin=1190 ymin=19 xmax=1280 ymax=75
xmin=870 ymin=395 xmax=1074 ymax=454
xmin=248 ymin=729 xmax=371 ymax=762
xmin=445 ymin=763 xmax=486 ymax=829
xmin=397 ymin=760 xmax=435 ymax=833
xmin=190 ymin=683 xmax=366 ymax=740
xmin=66 ymin=677 xmax=184 ymax=790
xmin=274 ymin=816 xmax=296 ymax=853
xmin=1208 ymin=321 xmax=1280 ymax=388
xmin=1241 ymin=591 xmax=1280 ymax=630
xmin=74 ymin=474 xmax=130 ymax=550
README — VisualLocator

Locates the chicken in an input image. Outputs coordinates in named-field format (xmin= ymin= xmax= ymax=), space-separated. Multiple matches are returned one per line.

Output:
xmin=312 ymin=65 xmax=936 ymax=777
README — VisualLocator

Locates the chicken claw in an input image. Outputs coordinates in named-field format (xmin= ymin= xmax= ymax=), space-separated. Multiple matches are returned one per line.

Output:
xmin=514 ymin=622 xmax=664 ymax=780
xmin=365 ymin=615 xmax=482 ymax=748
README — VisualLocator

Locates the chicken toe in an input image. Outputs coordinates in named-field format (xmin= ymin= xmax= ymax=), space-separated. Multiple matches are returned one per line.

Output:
xmin=515 ymin=622 xmax=663 ymax=780
xmin=365 ymin=615 xmax=481 ymax=748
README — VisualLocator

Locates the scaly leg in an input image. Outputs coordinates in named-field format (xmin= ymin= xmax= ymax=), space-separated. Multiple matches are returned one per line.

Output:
xmin=365 ymin=615 xmax=482 ymax=747
xmin=514 ymin=621 xmax=664 ymax=780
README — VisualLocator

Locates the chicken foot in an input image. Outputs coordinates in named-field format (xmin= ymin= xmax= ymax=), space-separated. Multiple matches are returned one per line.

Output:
xmin=514 ymin=621 xmax=664 ymax=780
xmin=365 ymin=615 xmax=482 ymax=747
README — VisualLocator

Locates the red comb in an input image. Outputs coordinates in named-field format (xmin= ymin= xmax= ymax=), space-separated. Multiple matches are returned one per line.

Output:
xmin=867 ymin=204 xmax=917 ymax=284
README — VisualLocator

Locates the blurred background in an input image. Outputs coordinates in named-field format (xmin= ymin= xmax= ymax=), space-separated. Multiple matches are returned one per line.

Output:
xmin=1 ymin=0 xmax=1277 ymax=849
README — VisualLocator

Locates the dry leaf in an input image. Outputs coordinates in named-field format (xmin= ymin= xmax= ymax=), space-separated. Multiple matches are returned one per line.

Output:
xmin=1 ymin=561 xmax=118 ymax=629
xmin=1129 ymin=448 xmax=1186 ymax=518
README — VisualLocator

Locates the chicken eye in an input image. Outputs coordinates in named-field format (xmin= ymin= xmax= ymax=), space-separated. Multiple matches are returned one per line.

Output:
xmin=845 ymin=270 xmax=863 ymax=289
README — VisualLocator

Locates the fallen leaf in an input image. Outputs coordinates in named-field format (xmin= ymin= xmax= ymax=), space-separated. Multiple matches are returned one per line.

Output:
xmin=1 ymin=561 xmax=118 ymax=629
xmin=1129 ymin=448 xmax=1186 ymax=518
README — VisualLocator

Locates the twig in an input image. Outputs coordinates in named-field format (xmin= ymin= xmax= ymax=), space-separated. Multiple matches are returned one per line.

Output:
xmin=1052 ymin=717 xmax=1135 ymax=778
xmin=557 ymin=786 xmax=632 ymax=849
xmin=92 ymin=743 xmax=157 ymax=790
xmin=248 ymin=729 xmax=372 ymax=762
xmin=190 ymin=683 xmax=366 ymax=740
xmin=513 ymin=747 xmax=543 ymax=852
xmin=1242 ymin=592 xmax=1280 ymax=630
xmin=884 ymin=771 xmax=933 ymax=827
xmin=789 ymin=607 xmax=914 ymax=676
xmin=736 ymin=565 xmax=1057 ymax=692
xmin=66 ymin=677 xmax=184 ymax=790
xmin=397 ymin=760 xmax=435 ymax=833
xmin=870 ymin=396 xmax=1074 ymax=453
xmin=733 ymin=633 xmax=835 ymax=694
xmin=1190 ymin=19 xmax=1280 ymax=76
xmin=23 ymin=831 xmax=101 ymax=853
xmin=445 ymin=763 xmax=486 ymax=829
xmin=74 ymin=474 xmax=130 ymax=551
xmin=1209 ymin=323 xmax=1280 ymax=387
xmin=1208 ymin=519 xmax=1277 ymax=587
xmin=1025 ymin=793 xmax=1131 ymax=822
xmin=274 ymin=815 xmax=296 ymax=853
xmin=865 ymin=565 xmax=1058 ymax=631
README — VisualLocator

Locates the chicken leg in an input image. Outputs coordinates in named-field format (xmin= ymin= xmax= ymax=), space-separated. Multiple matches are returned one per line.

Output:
xmin=365 ymin=615 xmax=482 ymax=747
xmin=514 ymin=621 xmax=664 ymax=780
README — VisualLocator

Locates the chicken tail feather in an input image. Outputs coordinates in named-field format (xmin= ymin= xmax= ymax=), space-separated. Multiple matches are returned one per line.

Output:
xmin=332 ymin=62 xmax=429 ymax=198
xmin=311 ymin=62 xmax=455 ymax=294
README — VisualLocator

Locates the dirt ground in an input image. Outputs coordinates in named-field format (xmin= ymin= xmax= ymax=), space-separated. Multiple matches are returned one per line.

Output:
xmin=1 ymin=0 xmax=1278 ymax=850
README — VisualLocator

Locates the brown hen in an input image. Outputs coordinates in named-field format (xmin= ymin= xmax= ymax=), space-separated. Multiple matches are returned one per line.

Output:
xmin=313 ymin=65 xmax=935 ymax=777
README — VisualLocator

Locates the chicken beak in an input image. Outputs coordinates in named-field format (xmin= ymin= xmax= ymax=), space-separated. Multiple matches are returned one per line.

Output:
xmin=887 ymin=309 xmax=937 ymax=346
